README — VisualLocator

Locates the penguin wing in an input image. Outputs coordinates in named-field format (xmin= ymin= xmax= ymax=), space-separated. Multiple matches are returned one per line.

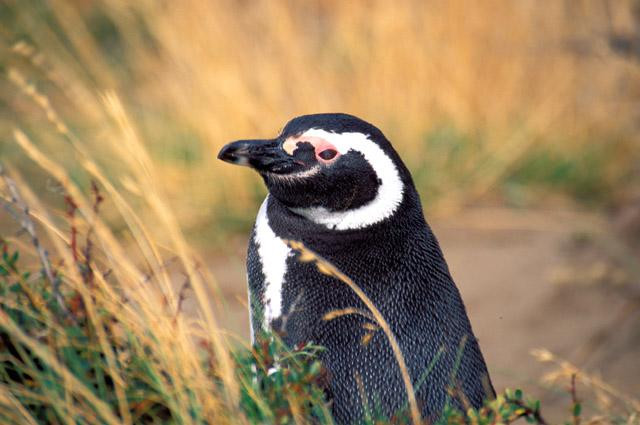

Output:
xmin=246 ymin=229 xmax=266 ymax=341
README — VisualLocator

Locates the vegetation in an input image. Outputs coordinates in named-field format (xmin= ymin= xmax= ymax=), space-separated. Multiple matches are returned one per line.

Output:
xmin=0 ymin=1 xmax=638 ymax=424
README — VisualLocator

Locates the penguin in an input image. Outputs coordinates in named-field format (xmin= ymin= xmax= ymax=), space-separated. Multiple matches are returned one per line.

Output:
xmin=218 ymin=113 xmax=495 ymax=423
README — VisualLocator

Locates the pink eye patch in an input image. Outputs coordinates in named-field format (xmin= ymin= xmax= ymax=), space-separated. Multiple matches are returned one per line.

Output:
xmin=283 ymin=136 xmax=341 ymax=164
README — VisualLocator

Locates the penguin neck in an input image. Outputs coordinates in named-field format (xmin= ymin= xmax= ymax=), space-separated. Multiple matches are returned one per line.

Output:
xmin=265 ymin=185 xmax=428 ymax=254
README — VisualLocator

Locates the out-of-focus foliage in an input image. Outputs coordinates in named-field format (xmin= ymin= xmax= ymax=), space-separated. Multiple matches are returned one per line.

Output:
xmin=1 ymin=0 xmax=639 ymax=243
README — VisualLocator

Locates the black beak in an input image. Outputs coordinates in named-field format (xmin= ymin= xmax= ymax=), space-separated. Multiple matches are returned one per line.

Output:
xmin=217 ymin=139 xmax=295 ymax=173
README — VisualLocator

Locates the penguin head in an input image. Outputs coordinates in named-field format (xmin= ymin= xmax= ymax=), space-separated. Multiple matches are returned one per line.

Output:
xmin=218 ymin=113 xmax=412 ymax=230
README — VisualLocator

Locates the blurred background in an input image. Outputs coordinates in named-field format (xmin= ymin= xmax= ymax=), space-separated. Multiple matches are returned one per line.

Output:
xmin=1 ymin=0 xmax=639 ymax=421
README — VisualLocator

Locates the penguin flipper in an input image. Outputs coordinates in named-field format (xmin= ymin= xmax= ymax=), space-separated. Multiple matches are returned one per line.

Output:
xmin=247 ymin=230 xmax=266 ymax=341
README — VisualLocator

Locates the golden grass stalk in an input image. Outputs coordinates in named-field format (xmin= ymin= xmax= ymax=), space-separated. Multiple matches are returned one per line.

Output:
xmin=531 ymin=348 xmax=640 ymax=413
xmin=286 ymin=239 xmax=422 ymax=425
xmin=0 ymin=388 xmax=38 ymax=425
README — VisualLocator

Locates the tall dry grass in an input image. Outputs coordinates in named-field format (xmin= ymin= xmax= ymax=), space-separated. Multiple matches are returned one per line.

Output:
xmin=0 ymin=95 xmax=243 ymax=422
xmin=1 ymin=0 xmax=639 ymax=238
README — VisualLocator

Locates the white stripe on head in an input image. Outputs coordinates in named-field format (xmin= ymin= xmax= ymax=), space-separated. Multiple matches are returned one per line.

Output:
xmin=254 ymin=196 xmax=291 ymax=328
xmin=290 ymin=129 xmax=405 ymax=230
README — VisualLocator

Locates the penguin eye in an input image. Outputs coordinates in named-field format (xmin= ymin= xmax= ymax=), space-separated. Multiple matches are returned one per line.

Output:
xmin=318 ymin=149 xmax=338 ymax=161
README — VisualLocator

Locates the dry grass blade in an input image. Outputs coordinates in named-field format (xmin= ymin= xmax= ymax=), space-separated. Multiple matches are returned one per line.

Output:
xmin=531 ymin=348 xmax=640 ymax=413
xmin=0 ymin=388 xmax=39 ymax=425
xmin=285 ymin=240 xmax=422 ymax=425
xmin=322 ymin=307 xmax=374 ymax=322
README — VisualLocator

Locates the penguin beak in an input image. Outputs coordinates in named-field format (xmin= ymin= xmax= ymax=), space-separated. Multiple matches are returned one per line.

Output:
xmin=217 ymin=139 xmax=295 ymax=173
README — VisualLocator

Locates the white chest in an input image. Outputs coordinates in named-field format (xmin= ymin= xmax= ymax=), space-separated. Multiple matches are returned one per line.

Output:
xmin=253 ymin=196 xmax=291 ymax=329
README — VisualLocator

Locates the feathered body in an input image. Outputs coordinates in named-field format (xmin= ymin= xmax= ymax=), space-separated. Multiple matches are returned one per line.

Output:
xmin=219 ymin=113 xmax=494 ymax=424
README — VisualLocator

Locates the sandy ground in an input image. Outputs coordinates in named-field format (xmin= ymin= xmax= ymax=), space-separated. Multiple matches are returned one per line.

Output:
xmin=207 ymin=207 xmax=640 ymax=422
